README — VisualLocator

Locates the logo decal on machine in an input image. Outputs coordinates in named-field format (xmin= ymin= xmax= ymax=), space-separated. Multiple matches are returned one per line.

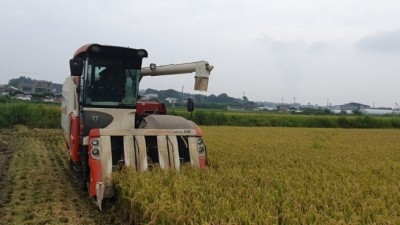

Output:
xmin=91 ymin=114 xmax=100 ymax=123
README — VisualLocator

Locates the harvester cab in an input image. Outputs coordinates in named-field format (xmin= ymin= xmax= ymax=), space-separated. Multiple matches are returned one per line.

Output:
xmin=61 ymin=44 xmax=213 ymax=209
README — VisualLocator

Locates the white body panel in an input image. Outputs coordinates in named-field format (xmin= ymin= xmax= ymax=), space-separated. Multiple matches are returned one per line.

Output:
xmin=84 ymin=107 xmax=137 ymax=130
xmin=157 ymin=135 xmax=180 ymax=170
xmin=141 ymin=61 xmax=213 ymax=91
xmin=61 ymin=77 xmax=79 ymax=141
xmin=123 ymin=135 xmax=148 ymax=171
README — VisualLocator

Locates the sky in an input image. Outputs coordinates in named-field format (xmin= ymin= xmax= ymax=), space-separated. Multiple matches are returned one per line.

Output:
xmin=1 ymin=0 xmax=400 ymax=107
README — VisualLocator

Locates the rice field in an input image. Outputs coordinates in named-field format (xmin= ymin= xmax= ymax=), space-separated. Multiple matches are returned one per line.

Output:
xmin=1 ymin=125 xmax=399 ymax=224
xmin=114 ymin=127 xmax=400 ymax=224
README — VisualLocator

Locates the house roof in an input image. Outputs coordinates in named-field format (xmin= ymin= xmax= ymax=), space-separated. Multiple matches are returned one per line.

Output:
xmin=342 ymin=102 xmax=370 ymax=108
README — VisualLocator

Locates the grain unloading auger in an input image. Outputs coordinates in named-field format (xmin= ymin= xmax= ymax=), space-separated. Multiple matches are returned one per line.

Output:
xmin=61 ymin=44 xmax=213 ymax=209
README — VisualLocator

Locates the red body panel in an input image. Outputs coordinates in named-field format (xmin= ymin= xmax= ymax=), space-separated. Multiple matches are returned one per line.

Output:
xmin=136 ymin=101 xmax=166 ymax=118
xmin=199 ymin=156 xmax=206 ymax=169
xmin=194 ymin=124 xmax=203 ymax=136
xmin=69 ymin=114 xmax=80 ymax=163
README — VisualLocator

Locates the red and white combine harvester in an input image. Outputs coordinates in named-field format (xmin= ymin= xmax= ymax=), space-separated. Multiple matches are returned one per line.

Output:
xmin=61 ymin=44 xmax=213 ymax=209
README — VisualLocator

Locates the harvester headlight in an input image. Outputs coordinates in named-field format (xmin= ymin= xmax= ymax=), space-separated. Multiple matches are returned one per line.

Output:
xmin=92 ymin=148 xmax=99 ymax=155
xmin=91 ymin=148 xmax=100 ymax=160
xmin=90 ymin=45 xmax=101 ymax=53
xmin=91 ymin=138 xmax=99 ymax=147
xmin=197 ymin=138 xmax=206 ymax=156
xmin=137 ymin=50 xmax=147 ymax=57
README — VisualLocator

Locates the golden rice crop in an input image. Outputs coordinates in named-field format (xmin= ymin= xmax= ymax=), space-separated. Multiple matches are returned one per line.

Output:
xmin=114 ymin=127 xmax=400 ymax=224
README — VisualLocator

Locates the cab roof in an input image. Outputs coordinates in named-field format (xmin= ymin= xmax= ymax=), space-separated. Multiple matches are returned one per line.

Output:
xmin=73 ymin=43 xmax=148 ymax=59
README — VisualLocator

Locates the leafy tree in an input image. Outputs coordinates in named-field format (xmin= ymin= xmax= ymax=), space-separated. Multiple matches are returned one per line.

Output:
xmin=8 ymin=76 xmax=32 ymax=87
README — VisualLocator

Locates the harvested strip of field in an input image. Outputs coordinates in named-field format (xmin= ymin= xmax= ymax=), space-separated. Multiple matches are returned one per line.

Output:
xmin=0 ymin=126 xmax=120 ymax=225
xmin=114 ymin=127 xmax=400 ymax=224
xmin=0 ymin=129 xmax=13 ymax=212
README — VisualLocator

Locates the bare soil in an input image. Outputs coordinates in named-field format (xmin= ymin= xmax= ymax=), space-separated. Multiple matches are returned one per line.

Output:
xmin=0 ymin=126 xmax=123 ymax=225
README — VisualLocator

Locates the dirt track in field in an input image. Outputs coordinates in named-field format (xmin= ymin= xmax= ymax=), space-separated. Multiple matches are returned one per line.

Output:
xmin=0 ymin=126 xmax=123 ymax=225
xmin=0 ymin=130 xmax=13 ymax=212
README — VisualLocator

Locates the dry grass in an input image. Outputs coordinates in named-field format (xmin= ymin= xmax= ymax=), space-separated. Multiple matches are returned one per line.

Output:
xmin=0 ymin=126 xmax=118 ymax=225
xmin=114 ymin=127 xmax=400 ymax=224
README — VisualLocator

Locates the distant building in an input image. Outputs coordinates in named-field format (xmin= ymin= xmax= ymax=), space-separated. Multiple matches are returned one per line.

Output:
xmin=361 ymin=108 xmax=393 ymax=115
xmin=276 ymin=104 xmax=290 ymax=112
xmin=165 ymin=97 xmax=178 ymax=104
xmin=15 ymin=94 xmax=32 ymax=101
xmin=17 ymin=80 xmax=53 ymax=94
xmin=340 ymin=102 xmax=370 ymax=111
xmin=141 ymin=93 xmax=158 ymax=101
xmin=0 ymin=84 xmax=19 ymax=95
xmin=43 ymin=96 xmax=54 ymax=103
xmin=53 ymin=92 xmax=62 ymax=103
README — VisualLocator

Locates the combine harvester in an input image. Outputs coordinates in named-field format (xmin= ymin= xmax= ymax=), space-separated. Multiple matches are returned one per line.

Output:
xmin=61 ymin=44 xmax=213 ymax=209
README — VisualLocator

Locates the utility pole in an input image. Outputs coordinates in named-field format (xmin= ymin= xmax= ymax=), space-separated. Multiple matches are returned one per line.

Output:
xmin=181 ymin=85 xmax=184 ymax=104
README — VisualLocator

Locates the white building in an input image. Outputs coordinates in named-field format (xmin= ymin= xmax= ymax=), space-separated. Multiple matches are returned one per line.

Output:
xmin=165 ymin=97 xmax=178 ymax=104
xmin=141 ymin=93 xmax=158 ymax=100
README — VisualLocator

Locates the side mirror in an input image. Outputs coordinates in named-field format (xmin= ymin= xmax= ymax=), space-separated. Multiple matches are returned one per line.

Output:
xmin=187 ymin=98 xmax=194 ymax=112
xmin=69 ymin=58 xmax=83 ymax=76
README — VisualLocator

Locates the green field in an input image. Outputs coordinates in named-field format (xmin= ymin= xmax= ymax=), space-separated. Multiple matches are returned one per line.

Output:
xmin=1 ymin=100 xmax=400 ymax=129
xmin=170 ymin=109 xmax=400 ymax=128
